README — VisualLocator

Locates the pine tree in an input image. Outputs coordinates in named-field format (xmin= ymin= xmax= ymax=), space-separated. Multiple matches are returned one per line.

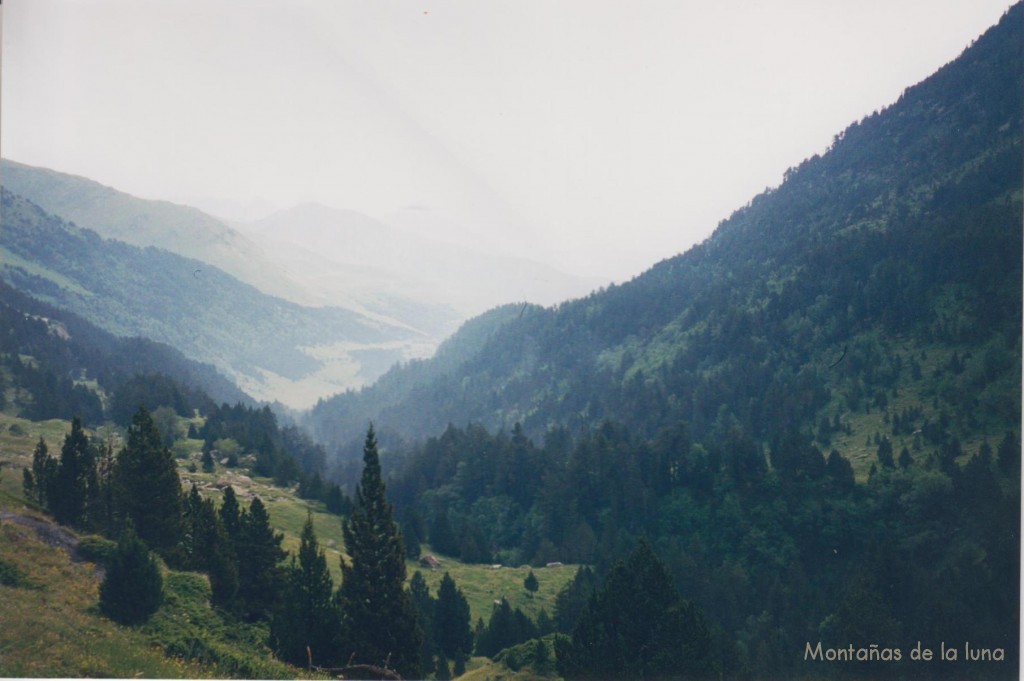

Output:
xmin=181 ymin=485 xmax=238 ymax=609
xmin=219 ymin=485 xmax=242 ymax=543
xmin=524 ymin=569 xmax=539 ymax=594
xmin=52 ymin=417 xmax=94 ymax=527
xmin=337 ymin=425 xmax=422 ymax=679
xmin=476 ymin=598 xmax=537 ymax=658
xmin=201 ymin=444 xmax=215 ymax=473
xmin=99 ymin=521 xmax=163 ymax=625
xmin=408 ymin=570 xmax=436 ymax=671
xmin=30 ymin=437 xmax=53 ymax=507
xmin=434 ymin=572 xmax=473 ymax=661
xmin=555 ymin=539 xmax=714 ymax=680
xmin=236 ymin=496 xmax=286 ymax=621
xmin=22 ymin=467 xmax=35 ymax=502
xmin=269 ymin=513 xmax=341 ymax=667
xmin=554 ymin=566 xmax=598 ymax=633
xmin=113 ymin=406 xmax=183 ymax=556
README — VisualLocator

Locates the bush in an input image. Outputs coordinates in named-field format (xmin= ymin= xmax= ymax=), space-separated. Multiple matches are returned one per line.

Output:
xmin=99 ymin=524 xmax=164 ymax=625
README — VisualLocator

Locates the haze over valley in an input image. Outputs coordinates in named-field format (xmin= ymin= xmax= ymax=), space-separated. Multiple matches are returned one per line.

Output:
xmin=1 ymin=160 xmax=598 ymax=408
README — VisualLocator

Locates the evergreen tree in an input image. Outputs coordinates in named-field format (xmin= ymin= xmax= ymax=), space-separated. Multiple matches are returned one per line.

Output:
xmin=181 ymin=485 xmax=238 ymax=609
xmin=269 ymin=513 xmax=341 ymax=667
xmin=408 ymin=570 xmax=436 ymax=671
xmin=52 ymin=417 xmax=94 ymax=527
xmin=93 ymin=436 xmax=117 ymax=535
xmin=113 ymin=406 xmax=183 ymax=556
xmin=876 ymin=436 xmax=895 ymax=468
xmin=236 ymin=496 xmax=286 ymax=621
xmin=555 ymin=539 xmax=714 ymax=680
xmin=22 ymin=467 xmax=35 ymax=502
xmin=324 ymin=484 xmax=351 ymax=515
xmin=201 ymin=447 xmax=215 ymax=473
xmin=434 ymin=572 xmax=473 ymax=661
xmin=536 ymin=607 xmax=555 ymax=636
xmin=99 ymin=521 xmax=163 ymax=625
xmin=337 ymin=425 xmax=422 ymax=679
xmin=524 ymin=570 xmax=539 ymax=594
xmin=29 ymin=437 xmax=53 ymax=507
xmin=554 ymin=566 xmax=598 ymax=633
xmin=476 ymin=598 xmax=537 ymax=658
xmin=219 ymin=485 xmax=242 ymax=543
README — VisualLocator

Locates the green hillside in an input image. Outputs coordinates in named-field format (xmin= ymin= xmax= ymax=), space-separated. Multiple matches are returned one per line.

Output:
xmin=310 ymin=3 xmax=1022 ymax=472
xmin=0 ymin=412 xmax=575 ymax=678
xmin=299 ymin=7 xmax=1022 ymax=679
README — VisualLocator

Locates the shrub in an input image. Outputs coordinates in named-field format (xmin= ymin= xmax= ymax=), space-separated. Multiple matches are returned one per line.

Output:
xmin=99 ymin=523 xmax=164 ymax=625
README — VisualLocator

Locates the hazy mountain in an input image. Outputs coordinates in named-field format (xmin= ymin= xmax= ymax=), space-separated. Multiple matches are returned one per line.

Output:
xmin=308 ymin=3 xmax=1022 ymax=461
xmin=0 ymin=160 xmax=600 ymax=388
xmin=0 ymin=189 xmax=450 ymax=407
xmin=0 ymin=277 xmax=250 ymax=418
xmin=0 ymin=160 xmax=463 ymax=338
xmin=0 ymin=160 xmax=305 ymax=302
xmin=233 ymin=202 xmax=603 ymax=318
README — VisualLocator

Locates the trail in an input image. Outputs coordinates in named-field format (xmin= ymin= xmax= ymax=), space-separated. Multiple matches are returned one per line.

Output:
xmin=0 ymin=510 xmax=98 ymax=575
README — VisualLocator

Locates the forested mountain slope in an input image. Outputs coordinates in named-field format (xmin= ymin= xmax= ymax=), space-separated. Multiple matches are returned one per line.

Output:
xmin=310 ymin=3 xmax=1022 ymax=463
xmin=0 ymin=189 xmax=435 ymax=406
xmin=0 ymin=278 xmax=248 ymax=420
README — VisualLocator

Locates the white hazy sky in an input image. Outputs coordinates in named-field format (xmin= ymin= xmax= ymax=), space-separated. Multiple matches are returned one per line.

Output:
xmin=1 ymin=0 xmax=1015 ymax=281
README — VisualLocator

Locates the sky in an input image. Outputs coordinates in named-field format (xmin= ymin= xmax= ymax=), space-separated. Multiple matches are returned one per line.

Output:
xmin=1 ymin=0 xmax=1015 ymax=282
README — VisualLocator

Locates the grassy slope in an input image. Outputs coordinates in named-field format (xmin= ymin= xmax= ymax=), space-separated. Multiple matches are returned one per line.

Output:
xmin=815 ymin=336 xmax=1015 ymax=480
xmin=175 ymin=445 xmax=577 ymax=625
xmin=0 ymin=413 xmax=576 ymax=678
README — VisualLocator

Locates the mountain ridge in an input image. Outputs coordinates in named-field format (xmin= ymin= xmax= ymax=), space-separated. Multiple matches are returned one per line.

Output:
xmin=233 ymin=201 xmax=604 ymax=318
xmin=308 ymin=3 xmax=1022 ymax=461
xmin=0 ymin=188 xmax=442 ymax=407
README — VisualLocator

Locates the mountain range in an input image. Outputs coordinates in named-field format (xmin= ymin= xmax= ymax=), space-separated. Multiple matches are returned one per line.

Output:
xmin=0 ymin=161 xmax=596 ymax=407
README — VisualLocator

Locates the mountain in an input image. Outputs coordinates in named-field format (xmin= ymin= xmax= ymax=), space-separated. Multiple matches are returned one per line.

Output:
xmin=0 ymin=189 xmax=442 ymax=407
xmin=0 ymin=159 xmax=462 ymax=340
xmin=232 ymin=202 xmax=602 ymax=318
xmin=309 ymin=4 xmax=1022 ymax=463
xmin=0 ymin=277 xmax=249 ymax=420
xmin=0 ymin=160 xmax=306 ymax=304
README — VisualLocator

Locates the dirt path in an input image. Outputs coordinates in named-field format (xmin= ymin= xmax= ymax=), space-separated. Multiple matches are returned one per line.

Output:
xmin=0 ymin=510 xmax=88 ymax=564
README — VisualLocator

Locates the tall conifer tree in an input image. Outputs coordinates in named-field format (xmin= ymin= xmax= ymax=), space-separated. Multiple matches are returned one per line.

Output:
xmin=52 ymin=417 xmax=94 ymax=527
xmin=555 ymin=539 xmax=714 ymax=680
xmin=270 ymin=513 xmax=341 ymax=667
xmin=113 ymin=406 xmax=183 ymax=556
xmin=337 ymin=425 xmax=422 ymax=678
xmin=434 ymin=572 xmax=473 ymax=662
xmin=219 ymin=485 xmax=242 ymax=543
xmin=236 ymin=496 xmax=286 ymax=621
